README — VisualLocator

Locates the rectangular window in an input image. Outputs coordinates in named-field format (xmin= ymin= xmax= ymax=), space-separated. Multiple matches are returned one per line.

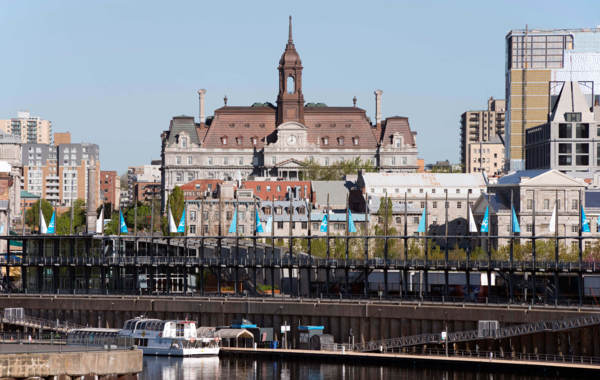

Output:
xmin=572 ymin=199 xmax=578 ymax=210
xmin=457 ymin=201 xmax=462 ymax=208
xmin=312 ymin=222 xmax=319 ymax=230
xmin=190 ymin=211 xmax=196 ymax=221
xmin=559 ymin=155 xmax=572 ymax=166
xmin=526 ymin=224 xmax=532 ymax=232
xmin=277 ymin=222 xmax=284 ymax=229
xmin=527 ymin=199 xmax=533 ymax=210
xmin=190 ymin=225 xmax=196 ymax=234
xmin=559 ymin=123 xmax=572 ymax=138
xmin=413 ymin=217 xmax=419 ymax=224
xmin=187 ymin=156 xmax=192 ymax=165
xmin=558 ymin=143 xmax=571 ymax=154
xmin=572 ymin=225 xmax=579 ymax=233
xmin=565 ymin=112 xmax=582 ymax=122
xmin=432 ymin=201 xmax=437 ymax=208
xmin=420 ymin=201 xmax=425 ymax=208
xmin=226 ymin=211 xmax=232 ymax=220
xmin=301 ymin=222 xmax=307 ymax=229
xmin=576 ymin=123 xmax=589 ymax=138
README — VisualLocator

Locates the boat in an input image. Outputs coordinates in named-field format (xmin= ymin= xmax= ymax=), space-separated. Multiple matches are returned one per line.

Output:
xmin=118 ymin=317 xmax=220 ymax=357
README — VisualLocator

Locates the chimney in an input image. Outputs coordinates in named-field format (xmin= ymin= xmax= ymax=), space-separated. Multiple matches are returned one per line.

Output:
xmin=86 ymin=162 xmax=98 ymax=234
xmin=374 ymin=89 xmax=383 ymax=128
xmin=198 ymin=89 xmax=207 ymax=124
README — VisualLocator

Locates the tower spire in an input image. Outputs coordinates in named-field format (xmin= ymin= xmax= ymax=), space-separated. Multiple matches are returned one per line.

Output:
xmin=288 ymin=15 xmax=293 ymax=43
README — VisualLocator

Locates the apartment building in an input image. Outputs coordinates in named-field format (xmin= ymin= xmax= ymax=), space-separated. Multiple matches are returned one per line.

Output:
xmin=22 ymin=133 xmax=100 ymax=208
xmin=460 ymin=97 xmax=506 ymax=174
xmin=0 ymin=111 xmax=52 ymax=144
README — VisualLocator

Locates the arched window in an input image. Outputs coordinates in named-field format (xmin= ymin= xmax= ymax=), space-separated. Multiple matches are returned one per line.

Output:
xmin=287 ymin=76 xmax=295 ymax=94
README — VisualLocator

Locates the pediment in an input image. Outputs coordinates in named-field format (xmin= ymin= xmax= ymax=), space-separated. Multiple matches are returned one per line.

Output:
xmin=521 ymin=170 xmax=585 ymax=187
xmin=276 ymin=121 xmax=307 ymax=131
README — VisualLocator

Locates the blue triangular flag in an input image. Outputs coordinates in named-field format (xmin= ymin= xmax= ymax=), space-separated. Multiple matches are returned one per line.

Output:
xmin=319 ymin=214 xmax=328 ymax=232
xmin=582 ymin=206 xmax=591 ymax=233
xmin=255 ymin=210 xmax=264 ymax=233
xmin=417 ymin=207 xmax=426 ymax=233
xmin=480 ymin=206 xmax=489 ymax=233
xmin=348 ymin=210 xmax=357 ymax=233
xmin=119 ymin=209 xmax=128 ymax=234
xmin=511 ymin=206 xmax=520 ymax=233
xmin=47 ymin=211 xmax=56 ymax=234
xmin=228 ymin=209 xmax=238 ymax=234
xmin=177 ymin=207 xmax=186 ymax=233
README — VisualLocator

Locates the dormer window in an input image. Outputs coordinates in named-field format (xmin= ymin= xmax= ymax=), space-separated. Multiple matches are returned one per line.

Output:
xmin=322 ymin=137 xmax=329 ymax=145
xmin=345 ymin=123 xmax=351 ymax=128
xmin=330 ymin=123 xmax=336 ymax=128
xmin=315 ymin=123 xmax=321 ymax=128
xmin=251 ymin=136 xmax=258 ymax=145
xmin=235 ymin=137 xmax=243 ymax=145
xmin=352 ymin=137 xmax=359 ymax=146
xmin=229 ymin=123 xmax=235 ymax=128
xmin=337 ymin=137 xmax=344 ymax=146
xmin=221 ymin=137 xmax=227 ymax=145
xmin=259 ymin=123 xmax=265 ymax=128
xmin=244 ymin=123 xmax=250 ymax=128
xmin=181 ymin=136 xmax=188 ymax=148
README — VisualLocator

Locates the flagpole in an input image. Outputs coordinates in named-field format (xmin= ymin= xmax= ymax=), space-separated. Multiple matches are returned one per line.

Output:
xmin=307 ymin=198 xmax=313 ymax=298
xmin=270 ymin=196 xmax=275 ymax=298
xmin=554 ymin=189 xmax=559 ymax=305
xmin=403 ymin=191 xmax=408 ymax=299
xmin=383 ymin=191 xmax=388 ymax=298
xmin=486 ymin=193 xmax=491 ymax=301
xmin=363 ymin=193 xmax=369 ymax=298
xmin=509 ymin=190 xmax=514 ymax=304
xmin=70 ymin=199 xmax=74 ymax=235
xmin=531 ymin=190 xmax=536 ymax=304
xmin=466 ymin=191 xmax=470 ymax=301
xmin=423 ymin=191 xmax=428 ymax=300
xmin=288 ymin=191 xmax=294 ymax=297
xmin=326 ymin=193 xmax=330 ymax=296
xmin=444 ymin=190 xmax=449 ymax=300
xmin=235 ymin=196 xmax=239 ymax=296
xmin=578 ymin=189 xmax=583 ymax=306
xmin=345 ymin=193 xmax=349 ymax=297
xmin=253 ymin=197 xmax=257 ymax=297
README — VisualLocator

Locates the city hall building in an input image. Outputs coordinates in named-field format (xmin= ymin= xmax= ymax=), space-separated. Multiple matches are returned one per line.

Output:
xmin=161 ymin=17 xmax=419 ymax=206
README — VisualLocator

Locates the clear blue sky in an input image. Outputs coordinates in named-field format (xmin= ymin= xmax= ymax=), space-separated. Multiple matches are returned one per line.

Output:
xmin=2 ymin=1 xmax=599 ymax=173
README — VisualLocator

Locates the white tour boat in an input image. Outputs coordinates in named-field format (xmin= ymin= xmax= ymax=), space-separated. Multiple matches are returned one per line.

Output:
xmin=119 ymin=317 xmax=220 ymax=357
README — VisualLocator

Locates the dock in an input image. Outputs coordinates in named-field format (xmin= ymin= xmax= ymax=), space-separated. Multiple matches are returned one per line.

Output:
xmin=220 ymin=347 xmax=600 ymax=376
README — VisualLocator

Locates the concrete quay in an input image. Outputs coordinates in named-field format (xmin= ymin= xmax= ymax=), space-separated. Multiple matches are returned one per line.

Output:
xmin=0 ymin=347 xmax=142 ymax=380
xmin=221 ymin=347 xmax=600 ymax=377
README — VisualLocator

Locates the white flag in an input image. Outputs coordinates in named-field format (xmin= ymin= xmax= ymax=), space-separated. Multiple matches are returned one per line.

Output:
xmin=548 ymin=202 xmax=556 ymax=234
xmin=468 ymin=206 xmax=478 ymax=233
xmin=96 ymin=208 xmax=104 ymax=234
xmin=39 ymin=207 xmax=47 ymax=234
xmin=168 ymin=207 xmax=177 ymax=233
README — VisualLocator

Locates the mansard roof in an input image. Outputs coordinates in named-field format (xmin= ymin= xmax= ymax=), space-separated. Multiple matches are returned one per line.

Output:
xmin=166 ymin=116 xmax=200 ymax=146
xmin=380 ymin=117 xmax=416 ymax=147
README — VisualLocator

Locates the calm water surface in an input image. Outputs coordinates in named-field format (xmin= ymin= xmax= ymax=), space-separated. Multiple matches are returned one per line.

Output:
xmin=140 ymin=356 xmax=580 ymax=380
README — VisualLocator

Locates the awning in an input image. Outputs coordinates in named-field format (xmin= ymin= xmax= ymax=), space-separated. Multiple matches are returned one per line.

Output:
xmin=216 ymin=328 xmax=254 ymax=340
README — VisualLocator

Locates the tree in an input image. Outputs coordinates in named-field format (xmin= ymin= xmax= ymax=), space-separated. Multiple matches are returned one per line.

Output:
xmin=55 ymin=199 xmax=86 ymax=235
xmin=301 ymin=157 xmax=376 ymax=181
xmin=25 ymin=199 xmax=54 ymax=232
xmin=126 ymin=202 xmax=152 ymax=232
xmin=373 ymin=197 xmax=397 ymax=257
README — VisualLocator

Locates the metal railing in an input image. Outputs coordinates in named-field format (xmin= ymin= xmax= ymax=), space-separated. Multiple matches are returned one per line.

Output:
xmin=0 ymin=310 xmax=84 ymax=332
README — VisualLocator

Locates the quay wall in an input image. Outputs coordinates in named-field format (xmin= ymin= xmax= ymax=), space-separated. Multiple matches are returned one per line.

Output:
xmin=1 ymin=295 xmax=600 ymax=357
xmin=0 ymin=348 xmax=142 ymax=379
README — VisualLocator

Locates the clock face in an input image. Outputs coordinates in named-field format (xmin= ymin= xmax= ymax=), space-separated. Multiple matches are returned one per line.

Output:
xmin=287 ymin=135 xmax=297 ymax=145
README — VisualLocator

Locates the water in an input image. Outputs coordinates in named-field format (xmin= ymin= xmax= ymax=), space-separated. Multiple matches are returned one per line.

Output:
xmin=140 ymin=356 xmax=579 ymax=380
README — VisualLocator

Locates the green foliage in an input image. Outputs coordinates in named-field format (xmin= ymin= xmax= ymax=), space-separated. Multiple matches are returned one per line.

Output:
xmin=25 ymin=199 xmax=54 ymax=232
xmin=166 ymin=186 xmax=185 ymax=235
xmin=56 ymin=199 xmax=86 ymax=235
xmin=300 ymin=157 xmax=376 ymax=181
xmin=104 ymin=211 xmax=120 ymax=235
xmin=126 ymin=202 xmax=152 ymax=231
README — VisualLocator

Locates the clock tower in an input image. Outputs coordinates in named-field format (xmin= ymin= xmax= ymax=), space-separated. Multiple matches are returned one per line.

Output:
xmin=276 ymin=16 xmax=305 ymax=126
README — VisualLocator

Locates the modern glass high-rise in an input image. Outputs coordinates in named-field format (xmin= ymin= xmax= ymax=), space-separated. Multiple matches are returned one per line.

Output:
xmin=505 ymin=27 xmax=600 ymax=171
